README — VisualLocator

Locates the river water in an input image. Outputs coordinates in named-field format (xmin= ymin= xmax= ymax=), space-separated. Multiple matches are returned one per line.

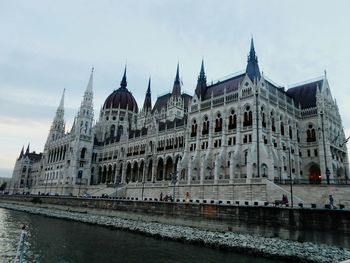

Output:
xmin=0 ymin=208 xmax=284 ymax=263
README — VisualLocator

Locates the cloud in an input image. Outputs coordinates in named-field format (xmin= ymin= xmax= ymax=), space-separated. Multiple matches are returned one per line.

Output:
xmin=0 ymin=0 xmax=350 ymax=174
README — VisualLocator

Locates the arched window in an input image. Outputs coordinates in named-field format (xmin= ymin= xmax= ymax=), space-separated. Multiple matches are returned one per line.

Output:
xmin=81 ymin=148 xmax=87 ymax=159
xmin=191 ymin=120 xmax=197 ymax=137
xmin=307 ymin=124 xmax=316 ymax=142
xmin=271 ymin=112 xmax=276 ymax=132
xmin=215 ymin=113 xmax=222 ymax=132
xmin=280 ymin=122 xmax=285 ymax=136
xmin=228 ymin=109 xmax=237 ymax=129
xmin=243 ymin=106 xmax=252 ymax=127
xmin=202 ymin=116 xmax=209 ymax=135
xmin=261 ymin=107 xmax=266 ymax=128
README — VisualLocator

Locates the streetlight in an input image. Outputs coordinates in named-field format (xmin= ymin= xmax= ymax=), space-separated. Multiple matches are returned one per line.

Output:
xmin=287 ymin=147 xmax=293 ymax=208
xmin=141 ymin=169 xmax=146 ymax=201
xmin=255 ymin=90 xmax=260 ymax=178
xmin=170 ymin=170 xmax=178 ymax=202
xmin=44 ymin=174 xmax=48 ymax=194
xmin=320 ymin=111 xmax=330 ymax=184
xmin=77 ymin=170 xmax=83 ymax=197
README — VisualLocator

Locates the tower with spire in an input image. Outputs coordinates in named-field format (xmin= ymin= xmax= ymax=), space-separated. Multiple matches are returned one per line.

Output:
xmin=138 ymin=77 xmax=153 ymax=128
xmin=75 ymin=68 xmax=94 ymax=137
xmin=45 ymin=89 xmax=66 ymax=148
xmin=69 ymin=68 xmax=95 ymax=186
xmin=143 ymin=77 xmax=152 ymax=113
xmin=195 ymin=59 xmax=207 ymax=100
xmin=167 ymin=63 xmax=185 ymax=121
xmin=172 ymin=63 xmax=181 ymax=97
xmin=245 ymin=37 xmax=261 ymax=82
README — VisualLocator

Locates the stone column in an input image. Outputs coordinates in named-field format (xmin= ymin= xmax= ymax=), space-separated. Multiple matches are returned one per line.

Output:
xmin=187 ymin=158 xmax=192 ymax=185
xmin=151 ymin=159 xmax=156 ymax=183
xmin=229 ymin=151 xmax=235 ymax=183
xmin=121 ymin=163 xmax=126 ymax=184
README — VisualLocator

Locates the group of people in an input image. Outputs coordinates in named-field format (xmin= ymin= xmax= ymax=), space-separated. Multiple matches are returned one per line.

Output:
xmin=159 ymin=191 xmax=191 ymax=202
xmin=159 ymin=192 xmax=173 ymax=202
xmin=159 ymin=192 xmax=337 ymax=208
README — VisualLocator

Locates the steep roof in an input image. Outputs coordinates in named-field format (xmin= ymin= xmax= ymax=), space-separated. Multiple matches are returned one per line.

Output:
xmin=202 ymin=73 xmax=245 ymax=100
xmin=152 ymin=93 xmax=171 ymax=113
xmin=152 ymin=93 xmax=192 ymax=113
xmin=27 ymin=152 xmax=43 ymax=162
xmin=286 ymin=79 xmax=323 ymax=109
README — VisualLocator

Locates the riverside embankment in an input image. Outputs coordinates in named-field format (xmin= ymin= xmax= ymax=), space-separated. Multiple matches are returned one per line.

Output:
xmin=1 ymin=195 xmax=350 ymax=262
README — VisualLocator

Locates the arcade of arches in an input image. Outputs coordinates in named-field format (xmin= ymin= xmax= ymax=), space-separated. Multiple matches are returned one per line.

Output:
xmin=96 ymin=155 xmax=182 ymax=184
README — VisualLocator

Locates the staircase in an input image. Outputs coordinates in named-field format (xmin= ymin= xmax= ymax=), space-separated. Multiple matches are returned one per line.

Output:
xmin=266 ymin=179 xmax=304 ymax=204
xmin=87 ymin=186 xmax=114 ymax=197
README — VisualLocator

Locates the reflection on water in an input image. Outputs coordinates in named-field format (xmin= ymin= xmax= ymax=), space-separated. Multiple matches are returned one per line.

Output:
xmin=0 ymin=208 xmax=283 ymax=263
xmin=229 ymin=222 xmax=350 ymax=249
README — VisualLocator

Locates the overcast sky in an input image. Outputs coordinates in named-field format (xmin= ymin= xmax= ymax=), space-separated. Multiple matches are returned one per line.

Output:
xmin=1 ymin=0 xmax=350 ymax=177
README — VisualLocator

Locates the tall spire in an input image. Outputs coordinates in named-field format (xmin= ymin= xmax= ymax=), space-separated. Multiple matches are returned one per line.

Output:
xmin=245 ymin=37 xmax=261 ymax=81
xmin=81 ymin=68 xmax=94 ymax=106
xmin=53 ymin=89 xmax=65 ymax=122
xmin=19 ymin=146 xmax=24 ymax=159
xmin=25 ymin=143 xmax=30 ymax=155
xmin=120 ymin=65 xmax=127 ymax=90
xmin=195 ymin=58 xmax=207 ymax=99
xmin=172 ymin=63 xmax=181 ymax=96
xmin=143 ymin=77 xmax=152 ymax=112
xmin=199 ymin=58 xmax=206 ymax=80
xmin=86 ymin=67 xmax=94 ymax=93
xmin=59 ymin=89 xmax=65 ymax=110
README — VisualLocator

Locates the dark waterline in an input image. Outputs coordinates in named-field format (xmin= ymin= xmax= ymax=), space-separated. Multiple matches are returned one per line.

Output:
xmin=0 ymin=208 xmax=284 ymax=263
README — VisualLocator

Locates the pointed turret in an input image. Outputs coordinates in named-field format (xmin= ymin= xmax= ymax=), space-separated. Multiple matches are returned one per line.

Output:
xmin=120 ymin=65 xmax=127 ymax=90
xmin=172 ymin=63 xmax=181 ymax=96
xmin=19 ymin=146 xmax=24 ymax=159
xmin=25 ymin=143 xmax=30 ymax=155
xmin=246 ymin=37 xmax=261 ymax=82
xmin=86 ymin=67 xmax=94 ymax=93
xmin=195 ymin=59 xmax=207 ymax=99
xmin=81 ymin=68 xmax=94 ymax=108
xmin=143 ymin=77 xmax=152 ymax=112
xmin=58 ymin=89 xmax=65 ymax=111
xmin=55 ymin=89 xmax=65 ymax=121
xmin=45 ymin=89 xmax=66 ymax=146
xmin=76 ymin=69 xmax=95 ymax=137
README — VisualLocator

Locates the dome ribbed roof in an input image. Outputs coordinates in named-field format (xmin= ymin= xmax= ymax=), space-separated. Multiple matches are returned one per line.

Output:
xmin=103 ymin=87 xmax=138 ymax=112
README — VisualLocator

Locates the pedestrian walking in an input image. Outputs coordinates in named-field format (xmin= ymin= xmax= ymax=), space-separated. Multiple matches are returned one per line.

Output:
xmin=329 ymin=195 xmax=336 ymax=209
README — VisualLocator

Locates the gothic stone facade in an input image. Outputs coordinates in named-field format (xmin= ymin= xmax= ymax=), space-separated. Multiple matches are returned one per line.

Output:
xmin=9 ymin=40 xmax=349 ymax=198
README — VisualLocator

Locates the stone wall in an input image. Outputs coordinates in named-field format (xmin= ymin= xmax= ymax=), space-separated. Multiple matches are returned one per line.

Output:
xmin=278 ymin=184 xmax=350 ymax=206
xmin=125 ymin=183 xmax=268 ymax=202
xmin=1 ymin=195 xmax=350 ymax=238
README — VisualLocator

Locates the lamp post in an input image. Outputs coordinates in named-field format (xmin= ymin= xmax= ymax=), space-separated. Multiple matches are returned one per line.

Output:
xmin=141 ymin=167 xmax=146 ymax=201
xmin=288 ymin=147 xmax=293 ymax=207
xmin=78 ymin=178 xmax=82 ymax=197
xmin=320 ymin=111 xmax=330 ymax=184
xmin=255 ymin=90 xmax=260 ymax=178
xmin=44 ymin=175 xmax=48 ymax=194
xmin=170 ymin=170 xmax=178 ymax=202
xmin=49 ymin=175 xmax=54 ymax=195
xmin=77 ymin=170 xmax=83 ymax=197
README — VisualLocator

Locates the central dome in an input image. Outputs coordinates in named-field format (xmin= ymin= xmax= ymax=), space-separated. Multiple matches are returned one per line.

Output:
xmin=102 ymin=68 xmax=138 ymax=113
xmin=103 ymin=87 xmax=138 ymax=112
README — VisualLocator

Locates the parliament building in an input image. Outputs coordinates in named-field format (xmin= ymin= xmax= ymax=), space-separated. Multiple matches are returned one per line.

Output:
xmin=9 ymin=39 xmax=349 ymax=203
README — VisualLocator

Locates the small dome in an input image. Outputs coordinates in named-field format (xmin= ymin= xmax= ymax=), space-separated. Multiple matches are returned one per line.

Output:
xmin=103 ymin=87 xmax=138 ymax=112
